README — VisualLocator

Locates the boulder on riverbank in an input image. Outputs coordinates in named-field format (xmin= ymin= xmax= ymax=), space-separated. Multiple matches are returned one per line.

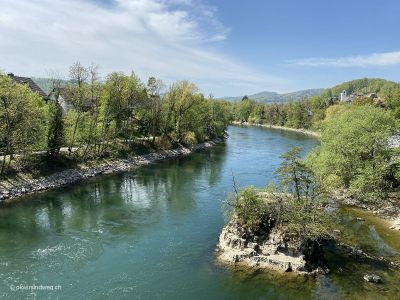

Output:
xmin=390 ymin=217 xmax=400 ymax=230
xmin=363 ymin=274 xmax=382 ymax=283
xmin=216 ymin=215 xmax=328 ymax=273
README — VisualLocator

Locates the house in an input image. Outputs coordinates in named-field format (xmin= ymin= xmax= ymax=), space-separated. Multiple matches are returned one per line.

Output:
xmin=48 ymin=87 xmax=74 ymax=114
xmin=338 ymin=90 xmax=385 ymax=106
xmin=7 ymin=73 xmax=49 ymax=101
xmin=340 ymin=90 xmax=348 ymax=102
xmin=340 ymin=90 xmax=358 ymax=104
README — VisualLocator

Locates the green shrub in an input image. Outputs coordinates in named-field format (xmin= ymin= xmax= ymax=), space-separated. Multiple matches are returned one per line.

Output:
xmin=235 ymin=186 xmax=270 ymax=230
xmin=309 ymin=105 xmax=397 ymax=201
xmin=182 ymin=131 xmax=197 ymax=145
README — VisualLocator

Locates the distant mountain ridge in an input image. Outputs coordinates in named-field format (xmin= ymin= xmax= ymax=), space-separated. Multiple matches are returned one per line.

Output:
xmin=316 ymin=78 xmax=400 ymax=99
xmin=221 ymin=88 xmax=324 ymax=103
xmin=31 ymin=77 xmax=325 ymax=104
xmin=31 ymin=77 xmax=70 ymax=93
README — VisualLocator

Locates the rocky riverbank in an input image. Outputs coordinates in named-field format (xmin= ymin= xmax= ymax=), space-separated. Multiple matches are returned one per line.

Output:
xmin=216 ymin=215 xmax=328 ymax=274
xmin=333 ymin=190 xmax=400 ymax=231
xmin=0 ymin=138 xmax=225 ymax=203
xmin=231 ymin=121 xmax=320 ymax=137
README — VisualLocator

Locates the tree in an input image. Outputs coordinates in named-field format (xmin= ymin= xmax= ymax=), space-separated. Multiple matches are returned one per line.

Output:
xmin=82 ymin=63 xmax=101 ymax=157
xmin=277 ymin=147 xmax=315 ymax=201
xmin=47 ymin=70 xmax=65 ymax=158
xmin=146 ymin=77 xmax=165 ymax=143
xmin=309 ymin=105 xmax=397 ymax=201
xmin=47 ymin=101 xmax=64 ymax=157
xmin=98 ymin=72 xmax=124 ymax=154
xmin=233 ymin=99 xmax=254 ymax=122
xmin=230 ymin=147 xmax=332 ymax=243
xmin=285 ymin=101 xmax=312 ymax=129
xmin=65 ymin=62 xmax=89 ymax=153
xmin=248 ymin=103 xmax=265 ymax=124
xmin=162 ymin=80 xmax=202 ymax=142
xmin=274 ymin=147 xmax=330 ymax=243
xmin=120 ymin=72 xmax=147 ymax=143
xmin=0 ymin=75 xmax=47 ymax=174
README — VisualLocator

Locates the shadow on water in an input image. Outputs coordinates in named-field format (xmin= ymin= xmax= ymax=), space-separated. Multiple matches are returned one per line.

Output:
xmin=1 ymin=126 xmax=400 ymax=299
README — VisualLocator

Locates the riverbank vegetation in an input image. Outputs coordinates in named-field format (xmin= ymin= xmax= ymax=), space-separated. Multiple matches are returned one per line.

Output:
xmin=3 ymin=70 xmax=400 ymax=209
xmin=229 ymin=147 xmax=333 ymax=245
xmin=231 ymin=78 xmax=400 ymax=130
xmin=0 ymin=63 xmax=232 ymax=177
xmin=309 ymin=105 xmax=397 ymax=202
xmin=231 ymin=78 xmax=400 ymax=206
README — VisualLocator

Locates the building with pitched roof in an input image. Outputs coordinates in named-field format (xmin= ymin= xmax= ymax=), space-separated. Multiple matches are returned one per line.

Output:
xmin=7 ymin=73 xmax=49 ymax=101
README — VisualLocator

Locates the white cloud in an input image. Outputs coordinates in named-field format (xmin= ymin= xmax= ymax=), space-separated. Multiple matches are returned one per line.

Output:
xmin=289 ymin=51 xmax=400 ymax=67
xmin=0 ymin=0 xmax=284 ymax=96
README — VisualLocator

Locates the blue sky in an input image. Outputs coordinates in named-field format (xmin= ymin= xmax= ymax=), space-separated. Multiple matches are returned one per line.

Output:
xmin=1 ymin=0 xmax=399 ymax=96
xmin=211 ymin=0 xmax=400 ymax=94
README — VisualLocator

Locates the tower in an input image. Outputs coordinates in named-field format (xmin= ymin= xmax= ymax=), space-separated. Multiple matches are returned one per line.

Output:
xmin=340 ymin=90 xmax=347 ymax=101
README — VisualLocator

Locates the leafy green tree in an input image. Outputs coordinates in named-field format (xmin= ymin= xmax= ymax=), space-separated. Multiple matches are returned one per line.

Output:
xmin=205 ymin=99 xmax=232 ymax=138
xmin=382 ymin=88 xmax=400 ymax=118
xmin=285 ymin=101 xmax=312 ymax=129
xmin=231 ymin=147 xmax=332 ymax=243
xmin=0 ymin=75 xmax=47 ymax=174
xmin=277 ymin=147 xmax=315 ymax=201
xmin=162 ymin=80 xmax=203 ymax=143
xmin=264 ymin=103 xmax=286 ymax=125
xmin=233 ymin=186 xmax=270 ymax=230
xmin=233 ymin=99 xmax=254 ymax=122
xmin=145 ymin=77 xmax=164 ymax=143
xmin=248 ymin=103 xmax=265 ymax=123
xmin=275 ymin=148 xmax=330 ymax=242
xmin=1 ymin=65 xmax=232 ymax=172
xmin=81 ymin=63 xmax=102 ymax=157
xmin=309 ymin=105 xmax=397 ymax=200
xmin=64 ymin=62 xmax=89 ymax=153
xmin=47 ymin=101 xmax=64 ymax=157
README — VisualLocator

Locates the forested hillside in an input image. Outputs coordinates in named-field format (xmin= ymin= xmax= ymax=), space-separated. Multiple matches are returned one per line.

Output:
xmin=318 ymin=78 xmax=399 ymax=98
xmin=222 ymin=88 xmax=324 ymax=104
xmin=232 ymin=78 xmax=400 ymax=129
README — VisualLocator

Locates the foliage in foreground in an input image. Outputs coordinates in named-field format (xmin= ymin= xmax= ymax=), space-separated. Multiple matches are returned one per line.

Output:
xmin=0 ymin=63 xmax=233 ymax=175
xmin=231 ymin=147 xmax=333 ymax=244
xmin=0 ymin=75 xmax=47 ymax=174
xmin=308 ymin=105 xmax=398 ymax=201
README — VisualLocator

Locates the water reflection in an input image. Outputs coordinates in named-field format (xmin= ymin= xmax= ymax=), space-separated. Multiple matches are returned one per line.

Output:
xmin=0 ymin=144 xmax=227 ymax=250
xmin=3 ymin=126 xmax=398 ymax=299
xmin=369 ymin=225 xmax=398 ymax=256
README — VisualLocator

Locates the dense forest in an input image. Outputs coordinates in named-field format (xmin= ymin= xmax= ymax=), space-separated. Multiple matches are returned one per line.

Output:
xmin=0 ymin=62 xmax=232 ymax=176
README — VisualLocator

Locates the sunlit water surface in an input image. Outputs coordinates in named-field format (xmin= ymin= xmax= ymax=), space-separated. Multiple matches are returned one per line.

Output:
xmin=1 ymin=125 xmax=399 ymax=299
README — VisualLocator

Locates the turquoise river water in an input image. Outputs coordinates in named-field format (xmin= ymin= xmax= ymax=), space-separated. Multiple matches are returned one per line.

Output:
xmin=1 ymin=125 xmax=400 ymax=299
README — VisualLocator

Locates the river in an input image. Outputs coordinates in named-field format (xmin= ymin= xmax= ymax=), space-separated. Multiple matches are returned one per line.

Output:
xmin=0 ymin=125 xmax=399 ymax=299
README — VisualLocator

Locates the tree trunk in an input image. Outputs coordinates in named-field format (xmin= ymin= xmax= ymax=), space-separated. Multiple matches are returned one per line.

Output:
xmin=69 ymin=112 xmax=81 ymax=154
xmin=1 ymin=153 xmax=6 ymax=175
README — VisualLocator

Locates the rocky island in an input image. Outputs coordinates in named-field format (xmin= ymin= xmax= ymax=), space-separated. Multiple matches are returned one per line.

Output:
xmin=217 ymin=215 xmax=327 ymax=273
xmin=216 ymin=147 xmax=333 ymax=274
